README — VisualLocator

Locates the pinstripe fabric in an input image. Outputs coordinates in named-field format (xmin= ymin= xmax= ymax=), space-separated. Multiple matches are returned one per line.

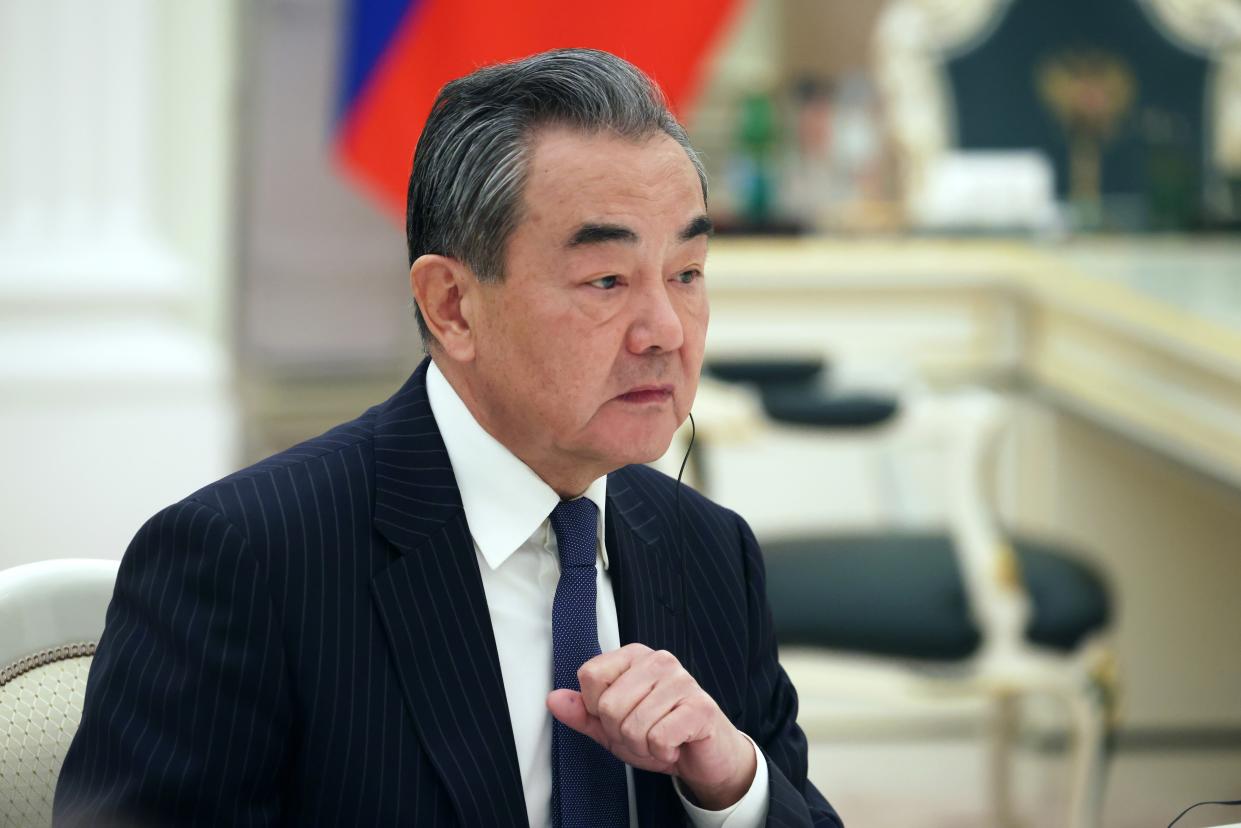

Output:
xmin=53 ymin=358 xmax=841 ymax=827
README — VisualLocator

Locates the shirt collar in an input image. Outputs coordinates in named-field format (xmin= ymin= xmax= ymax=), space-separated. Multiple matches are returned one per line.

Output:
xmin=426 ymin=360 xmax=608 ymax=572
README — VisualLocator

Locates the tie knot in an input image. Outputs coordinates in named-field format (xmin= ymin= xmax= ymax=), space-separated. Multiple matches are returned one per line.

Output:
xmin=549 ymin=498 xmax=598 ymax=569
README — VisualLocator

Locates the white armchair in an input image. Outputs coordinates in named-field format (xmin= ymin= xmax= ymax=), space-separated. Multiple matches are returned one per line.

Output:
xmin=770 ymin=391 xmax=1116 ymax=828
xmin=0 ymin=558 xmax=120 ymax=826
xmin=687 ymin=361 xmax=1116 ymax=828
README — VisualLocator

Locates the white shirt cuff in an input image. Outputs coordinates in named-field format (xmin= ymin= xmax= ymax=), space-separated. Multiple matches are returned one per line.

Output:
xmin=673 ymin=731 xmax=770 ymax=828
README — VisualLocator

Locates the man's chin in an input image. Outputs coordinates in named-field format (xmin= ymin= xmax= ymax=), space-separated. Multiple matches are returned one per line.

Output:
xmin=600 ymin=431 xmax=678 ymax=471
xmin=577 ymin=406 xmax=683 ymax=468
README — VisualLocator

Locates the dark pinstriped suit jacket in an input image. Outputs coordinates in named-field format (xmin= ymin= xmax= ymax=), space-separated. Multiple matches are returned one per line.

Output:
xmin=54 ymin=359 xmax=841 ymax=827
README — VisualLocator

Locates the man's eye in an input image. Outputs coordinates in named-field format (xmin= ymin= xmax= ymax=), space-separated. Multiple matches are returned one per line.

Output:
xmin=675 ymin=269 xmax=701 ymax=285
xmin=590 ymin=275 xmax=619 ymax=289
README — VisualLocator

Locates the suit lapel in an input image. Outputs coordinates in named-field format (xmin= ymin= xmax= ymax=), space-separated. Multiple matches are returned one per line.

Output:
xmin=606 ymin=473 xmax=683 ymax=648
xmin=606 ymin=470 xmax=689 ymax=827
xmin=369 ymin=360 xmax=527 ymax=828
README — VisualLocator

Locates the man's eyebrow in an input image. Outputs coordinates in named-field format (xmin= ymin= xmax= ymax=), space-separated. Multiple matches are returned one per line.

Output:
xmin=564 ymin=215 xmax=714 ymax=248
xmin=565 ymin=223 xmax=638 ymax=248
xmin=679 ymin=214 xmax=714 ymax=242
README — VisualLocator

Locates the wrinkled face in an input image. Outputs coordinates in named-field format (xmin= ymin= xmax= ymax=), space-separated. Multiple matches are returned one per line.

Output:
xmin=467 ymin=127 xmax=710 ymax=486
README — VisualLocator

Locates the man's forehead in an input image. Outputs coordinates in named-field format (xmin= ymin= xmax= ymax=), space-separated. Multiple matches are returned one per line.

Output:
xmin=520 ymin=128 xmax=707 ymax=243
xmin=525 ymin=127 xmax=700 ymax=195
xmin=526 ymin=123 xmax=672 ymax=157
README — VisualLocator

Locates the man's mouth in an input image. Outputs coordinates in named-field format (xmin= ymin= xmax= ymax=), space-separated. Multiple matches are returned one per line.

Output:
xmin=615 ymin=385 xmax=674 ymax=404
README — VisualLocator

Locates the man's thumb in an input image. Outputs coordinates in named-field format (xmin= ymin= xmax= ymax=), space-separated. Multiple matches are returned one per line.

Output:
xmin=546 ymin=689 xmax=606 ymax=746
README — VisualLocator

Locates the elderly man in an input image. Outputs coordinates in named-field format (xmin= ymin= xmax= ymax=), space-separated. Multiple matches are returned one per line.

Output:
xmin=54 ymin=49 xmax=841 ymax=827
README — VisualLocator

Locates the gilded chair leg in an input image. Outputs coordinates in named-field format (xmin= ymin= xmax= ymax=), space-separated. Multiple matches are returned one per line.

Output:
xmin=1064 ymin=682 xmax=1109 ymax=828
xmin=1064 ymin=649 xmax=1120 ymax=828
xmin=989 ymin=691 xmax=1022 ymax=828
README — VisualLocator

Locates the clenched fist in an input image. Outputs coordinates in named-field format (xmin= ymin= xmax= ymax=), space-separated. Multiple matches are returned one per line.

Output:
xmin=546 ymin=643 xmax=757 ymax=810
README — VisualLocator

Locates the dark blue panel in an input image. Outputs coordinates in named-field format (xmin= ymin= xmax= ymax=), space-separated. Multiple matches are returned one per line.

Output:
xmin=336 ymin=0 xmax=422 ymax=126
xmin=945 ymin=0 xmax=1209 ymax=226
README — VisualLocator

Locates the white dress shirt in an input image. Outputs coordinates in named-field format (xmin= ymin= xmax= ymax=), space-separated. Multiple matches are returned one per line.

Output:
xmin=426 ymin=361 xmax=768 ymax=828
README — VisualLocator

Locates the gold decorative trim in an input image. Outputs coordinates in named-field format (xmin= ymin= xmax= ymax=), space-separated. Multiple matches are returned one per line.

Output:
xmin=0 ymin=642 xmax=96 ymax=687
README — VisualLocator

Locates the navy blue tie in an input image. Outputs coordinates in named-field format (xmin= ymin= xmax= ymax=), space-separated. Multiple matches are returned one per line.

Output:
xmin=549 ymin=498 xmax=629 ymax=828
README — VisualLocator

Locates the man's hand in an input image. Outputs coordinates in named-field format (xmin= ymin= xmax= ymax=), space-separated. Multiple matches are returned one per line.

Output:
xmin=546 ymin=643 xmax=757 ymax=811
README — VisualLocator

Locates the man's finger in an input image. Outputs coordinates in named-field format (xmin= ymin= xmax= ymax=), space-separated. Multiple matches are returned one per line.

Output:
xmin=546 ymin=689 xmax=609 ymax=747
xmin=648 ymin=702 xmax=709 ymax=765
xmin=593 ymin=653 xmax=675 ymax=752
xmin=577 ymin=643 xmax=650 ymax=715
xmin=616 ymin=669 xmax=695 ymax=758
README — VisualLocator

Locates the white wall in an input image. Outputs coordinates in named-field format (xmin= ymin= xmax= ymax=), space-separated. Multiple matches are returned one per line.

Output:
xmin=0 ymin=0 xmax=240 ymax=568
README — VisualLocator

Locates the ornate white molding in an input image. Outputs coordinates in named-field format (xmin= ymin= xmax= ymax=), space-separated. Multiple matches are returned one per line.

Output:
xmin=873 ymin=0 xmax=1011 ymax=202
xmin=1138 ymin=0 xmax=1241 ymax=52
xmin=1139 ymin=0 xmax=1241 ymax=172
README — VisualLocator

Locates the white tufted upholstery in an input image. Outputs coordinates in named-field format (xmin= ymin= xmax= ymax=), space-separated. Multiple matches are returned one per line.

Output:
xmin=1 ymin=657 xmax=94 ymax=826
xmin=0 ymin=559 xmax=119 ymax=827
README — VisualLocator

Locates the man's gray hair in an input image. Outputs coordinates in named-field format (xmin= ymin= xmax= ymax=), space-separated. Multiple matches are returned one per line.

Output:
xmin=405 ymin=48 xmax=708 ymax=343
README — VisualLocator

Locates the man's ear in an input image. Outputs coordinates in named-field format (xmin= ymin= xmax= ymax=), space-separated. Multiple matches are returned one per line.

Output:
xmin=410 ymin=254 xmax=477 ymax=361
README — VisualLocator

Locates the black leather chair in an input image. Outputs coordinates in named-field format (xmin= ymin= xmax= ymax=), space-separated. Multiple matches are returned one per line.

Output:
xmin=763 ymin=532 xmax=1109 ymax=662
xmin=706 ymin=357 xmax=899 ymax=429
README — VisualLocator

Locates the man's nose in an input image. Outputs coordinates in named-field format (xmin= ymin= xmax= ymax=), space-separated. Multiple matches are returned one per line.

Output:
xmin=626 ymin=277 xmax=684 ymax=354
